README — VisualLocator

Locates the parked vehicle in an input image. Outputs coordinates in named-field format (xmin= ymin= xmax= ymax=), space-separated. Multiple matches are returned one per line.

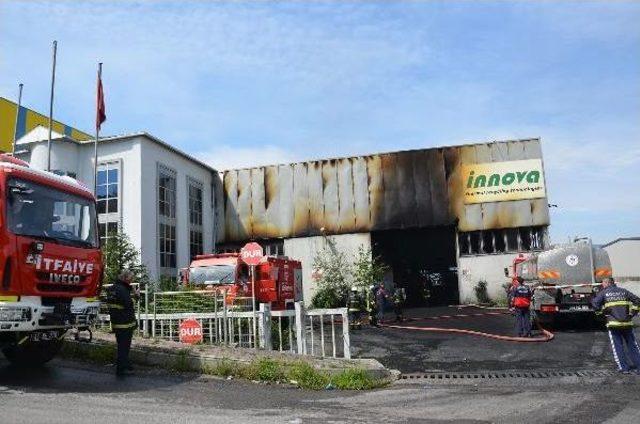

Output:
xmin=506 ymin=238 xmax=612 ymax=324
xmin=180 ymin=253 xmax=302 ymax=310
xmin=0 ymin=154 xmax=103 ymax=364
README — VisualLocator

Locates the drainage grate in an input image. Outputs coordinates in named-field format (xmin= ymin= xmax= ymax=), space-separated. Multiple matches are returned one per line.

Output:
xmin=400 ymin=369 xmax=617 ymax=380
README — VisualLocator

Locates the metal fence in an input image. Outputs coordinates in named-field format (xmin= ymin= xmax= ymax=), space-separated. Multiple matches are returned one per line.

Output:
xmin=94 ymin=287 xmax=350 ymax=358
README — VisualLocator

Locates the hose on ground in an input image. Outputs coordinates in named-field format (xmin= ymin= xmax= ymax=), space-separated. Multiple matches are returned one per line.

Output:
xmin=379 ymin=310 xmax=554 ymax=343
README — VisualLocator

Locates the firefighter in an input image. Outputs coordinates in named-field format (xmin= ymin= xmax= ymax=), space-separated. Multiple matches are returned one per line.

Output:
xmin=509 ymin=276 xmax=533 ymax=337
xmin=392 ymin=287 xmax=406 ymax=322
xmin=367 ymin=284 xmax=378 ymax=327
xmin=375 ymin=282 xmax=389 ymax=325
xmin=106 ymin=270 xmax=138 ymax=376
xmin=591 ymin=277 xmax=640 ymax=374
xmin=348 ymin=287 xmax=363 ymax=330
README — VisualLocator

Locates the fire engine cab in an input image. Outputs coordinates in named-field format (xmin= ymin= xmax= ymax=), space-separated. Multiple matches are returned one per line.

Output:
xmin=180 ymin=253 xmax=303 ymax=310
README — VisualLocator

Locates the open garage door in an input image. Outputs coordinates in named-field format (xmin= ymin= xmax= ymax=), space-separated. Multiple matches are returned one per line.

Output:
xmin=371 ymin=226 xmax=458 ymax=307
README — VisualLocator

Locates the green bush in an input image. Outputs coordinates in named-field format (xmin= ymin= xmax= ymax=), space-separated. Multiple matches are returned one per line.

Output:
xmin=474 ymin=280 xmax=492 ymax=304
xmin=311 ymin=285 xmax=348 ymax=309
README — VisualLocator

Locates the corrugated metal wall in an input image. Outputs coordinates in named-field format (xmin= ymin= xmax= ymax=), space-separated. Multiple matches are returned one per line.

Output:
xmin=217 ymin=138 xmax=550 ymax=243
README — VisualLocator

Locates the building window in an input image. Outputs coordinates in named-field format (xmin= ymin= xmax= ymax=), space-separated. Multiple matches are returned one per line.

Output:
xmin=188 ymin=179 xmax=203 ymax=259
xmin=96 ymin=162 xmax=120 ymax=245
xmin=264 ymin=241 xmax=284 ymax=256
xmin=158 ymin=166 xmax=177 ymax=272
xmin=458 ymin=226 xmax=547 ymax=256
xmin=159 ymin=223 xmax=176 ymax=268
xmin=97 ymin=165 xmax=119 ymax=215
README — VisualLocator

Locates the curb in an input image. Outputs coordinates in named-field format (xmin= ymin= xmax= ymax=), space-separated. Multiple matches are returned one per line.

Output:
xmin=60 ymin=334 xmax=396 ymax=383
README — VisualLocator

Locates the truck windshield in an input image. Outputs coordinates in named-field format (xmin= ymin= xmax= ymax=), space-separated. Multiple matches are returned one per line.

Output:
xmin=6 ymin=177 xmax=98 ymax=248
xmin=189 ymin=265 xmax=236 ymax=285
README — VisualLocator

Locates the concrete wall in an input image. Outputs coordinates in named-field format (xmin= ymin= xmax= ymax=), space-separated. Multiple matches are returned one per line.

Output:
xmin=603 ymin=239 xmax=640 ymax=281
xmin=284 ymin=233 xmax=371 ymax=303
xmin=458 ymin=253 xmax=517 ymax=304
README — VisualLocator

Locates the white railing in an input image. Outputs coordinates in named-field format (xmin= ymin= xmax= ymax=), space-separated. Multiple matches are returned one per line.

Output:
xmin=95 ymin=287 xmax=350 ymax=359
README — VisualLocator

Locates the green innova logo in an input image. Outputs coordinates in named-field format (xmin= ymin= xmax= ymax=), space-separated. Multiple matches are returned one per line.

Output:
xmin=466 ymin=169 xmax=541 ymax=189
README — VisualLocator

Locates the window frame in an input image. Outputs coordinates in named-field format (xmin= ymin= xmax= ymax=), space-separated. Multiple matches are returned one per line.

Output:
xmin=187 ymin=177 xmax=204 ymax=260
xmin=157 ymin=164 xmax=178 ymax=275
xmin=96 ymin=160 xmax=122 ymax=246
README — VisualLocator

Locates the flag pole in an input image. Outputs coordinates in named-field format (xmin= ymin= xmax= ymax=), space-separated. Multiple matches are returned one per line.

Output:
xmin=93 ymin=62 xmax=103 ymax=195
xmin=11 ymin=83 xmax=23 ymax=155
xmin=47 ymin=40 xmax=58 ymax=172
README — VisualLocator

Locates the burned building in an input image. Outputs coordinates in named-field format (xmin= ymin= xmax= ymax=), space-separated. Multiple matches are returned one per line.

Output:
xmin=215 ymin=138 xmax=550 ymax=305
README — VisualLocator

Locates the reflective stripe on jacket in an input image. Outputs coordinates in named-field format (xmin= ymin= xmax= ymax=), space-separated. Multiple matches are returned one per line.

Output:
xmin=106 ymin=280 xmax=137 ymax=331
xmin=591 ymin=285 xmax=640 ymax=328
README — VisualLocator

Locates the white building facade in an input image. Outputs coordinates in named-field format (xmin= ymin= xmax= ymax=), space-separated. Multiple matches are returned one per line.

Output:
xmin=14 ymin=127 xmax=217 ymax=282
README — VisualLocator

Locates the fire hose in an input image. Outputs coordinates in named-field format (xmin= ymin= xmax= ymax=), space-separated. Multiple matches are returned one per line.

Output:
xmin=379 ymin=310 xmax=554 ymax=343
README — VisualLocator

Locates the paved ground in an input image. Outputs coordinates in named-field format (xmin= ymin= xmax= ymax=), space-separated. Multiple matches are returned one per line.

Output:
xmin=351 ymin=306 xmax=632 ymax=373
xmin=1 ymin=357 xmax=640 ymax=423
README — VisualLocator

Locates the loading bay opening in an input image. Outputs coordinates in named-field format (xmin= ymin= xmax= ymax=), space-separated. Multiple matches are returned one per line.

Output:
xmin=371 ymin=226 xmax=459 ymax=307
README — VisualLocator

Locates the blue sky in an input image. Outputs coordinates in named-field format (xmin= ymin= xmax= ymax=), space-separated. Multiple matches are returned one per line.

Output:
xmin=1 ymin=1 xmax=638 ymax=244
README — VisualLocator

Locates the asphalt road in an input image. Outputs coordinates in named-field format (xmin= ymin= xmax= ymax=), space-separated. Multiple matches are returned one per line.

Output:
xmin=1 ymin=357 xmax=640 ymax=423
xmin=352 ymin=306 xmax=632 ymax=373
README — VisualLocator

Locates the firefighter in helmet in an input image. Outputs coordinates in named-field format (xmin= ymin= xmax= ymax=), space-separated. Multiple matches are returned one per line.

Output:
xmin=106 ymin=270 xmax=138 ymax=376
xmin=392 ymin=287 xmax=406 ymax=322
xmin=508 ymin=276 xmax=533 ymax=337
xmin=348 ymin=286 xmax=363 ymax=330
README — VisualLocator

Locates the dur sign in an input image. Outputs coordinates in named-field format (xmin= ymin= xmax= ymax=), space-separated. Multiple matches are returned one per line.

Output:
xmin=461 ymin=159 xmax=546 ymax=204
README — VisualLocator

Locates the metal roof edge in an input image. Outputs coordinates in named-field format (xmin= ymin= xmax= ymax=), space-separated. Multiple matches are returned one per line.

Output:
xmin=602 ymin=237 xmax=640 ymax=248
xmin=223 ymin=137 xmax=542 ymax=172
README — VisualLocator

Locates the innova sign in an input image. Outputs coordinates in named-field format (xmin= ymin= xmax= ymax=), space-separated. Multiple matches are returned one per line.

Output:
xmin=461 ymin=159 xmax=546 ymax=204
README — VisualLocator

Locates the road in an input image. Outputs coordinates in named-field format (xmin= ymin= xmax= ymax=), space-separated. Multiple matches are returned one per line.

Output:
xmin=352 ymin=306 xmax=631 ymax=373
xmin=1 ymin=358 xmax=639 ymax=423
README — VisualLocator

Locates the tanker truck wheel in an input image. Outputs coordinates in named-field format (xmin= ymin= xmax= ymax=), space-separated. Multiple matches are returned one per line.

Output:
xmin=2 ymin=337 xmax=64 ymax=366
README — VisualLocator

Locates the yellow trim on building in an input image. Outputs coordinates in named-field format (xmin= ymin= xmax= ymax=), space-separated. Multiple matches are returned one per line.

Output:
xmin=0 ymin=97 xmax=91 ymax=153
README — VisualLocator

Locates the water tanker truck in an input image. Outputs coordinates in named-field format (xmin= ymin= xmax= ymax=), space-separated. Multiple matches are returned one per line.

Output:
xmin=507 ymin=238 xmax=611 ymax=324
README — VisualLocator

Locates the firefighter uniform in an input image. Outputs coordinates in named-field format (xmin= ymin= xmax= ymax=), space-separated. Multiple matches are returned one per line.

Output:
xmin=509 ymin=280 xmax=533 ymax=337
xmin=592 ymin=282 xmax=640 ymax=373
xmin=106 ymin=278 xmax=138 ymax=376
xmin=348 ymin=288 xmax=363 ymax=329
xmin=392 ymin=288 xmax=406 ymax=322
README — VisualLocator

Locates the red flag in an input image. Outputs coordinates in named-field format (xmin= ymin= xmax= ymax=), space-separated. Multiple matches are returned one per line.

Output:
xmin=96 ymin=72 xmax=106 ymax=131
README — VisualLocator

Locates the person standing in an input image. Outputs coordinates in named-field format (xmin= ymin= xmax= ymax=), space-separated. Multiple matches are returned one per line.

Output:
xmin=106 ymin=270 xmax=138 ymax=376
xmin=347 ymin=287 xmax=363 ymax=330
xmin=509 ymin=277 xmax=533 ymax=337
xmin=392 ymin=287 xmax=406 ymax=322
xmin=592 ymin=277 xmax=640 ymax=374
xmin=375 ymin=282 xmax=389 ymax=325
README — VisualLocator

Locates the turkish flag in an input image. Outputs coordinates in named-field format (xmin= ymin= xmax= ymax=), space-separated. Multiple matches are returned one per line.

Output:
xmin=96 ymin=74 xmax=106 ymax=131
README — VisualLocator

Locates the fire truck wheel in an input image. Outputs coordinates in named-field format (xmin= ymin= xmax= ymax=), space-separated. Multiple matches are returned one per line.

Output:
xmin=2 ymin=338 xmax=64 ymax=366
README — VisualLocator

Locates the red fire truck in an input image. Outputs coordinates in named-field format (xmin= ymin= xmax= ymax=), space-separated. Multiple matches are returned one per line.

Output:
xmin=0 ymin=154 xmax=103 ymax=365
xmin=180 ymin=253 xmax=302 ymax=310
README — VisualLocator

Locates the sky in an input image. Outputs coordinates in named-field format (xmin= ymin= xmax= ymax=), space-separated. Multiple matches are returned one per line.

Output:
xmin=0 ymin=1 xmax=638 ymax=244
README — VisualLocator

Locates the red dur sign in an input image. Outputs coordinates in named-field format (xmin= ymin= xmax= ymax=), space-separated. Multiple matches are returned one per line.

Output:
xmin=240 ymin=242 xmax=264 ymax=266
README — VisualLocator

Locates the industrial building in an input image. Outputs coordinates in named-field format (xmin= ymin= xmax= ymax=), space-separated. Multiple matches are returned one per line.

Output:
xmin=603 ymin=237 xmax=640 ymax=293
xmin=216 ymin=139 xmax=551 ymax=304
xmin=1 ymin=95 xmax=553 ymax=304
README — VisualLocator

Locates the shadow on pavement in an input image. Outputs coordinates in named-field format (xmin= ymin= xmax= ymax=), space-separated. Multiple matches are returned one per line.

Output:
xmin=0 ymin=358 xmax=199 ymax=394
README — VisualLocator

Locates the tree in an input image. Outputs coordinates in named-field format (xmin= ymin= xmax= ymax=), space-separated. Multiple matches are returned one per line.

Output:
xmin=102 ymin=229 xmax=149 ymax=288
xmin=352 ymin=245 xmax=389 ymax=290
xmin=311 ymin=237 xmax=352 ymax=308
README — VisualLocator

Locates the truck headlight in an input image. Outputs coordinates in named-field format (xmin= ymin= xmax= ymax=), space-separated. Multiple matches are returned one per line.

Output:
xmin=0 ymin=306 xmax=31 ymax=322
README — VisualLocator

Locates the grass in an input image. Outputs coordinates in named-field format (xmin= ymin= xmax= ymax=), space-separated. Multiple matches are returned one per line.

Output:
xmin=170 ymin=349 xmax=192 ymax=372
xmin=61 ymin=339 xmax=388 ymax=391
